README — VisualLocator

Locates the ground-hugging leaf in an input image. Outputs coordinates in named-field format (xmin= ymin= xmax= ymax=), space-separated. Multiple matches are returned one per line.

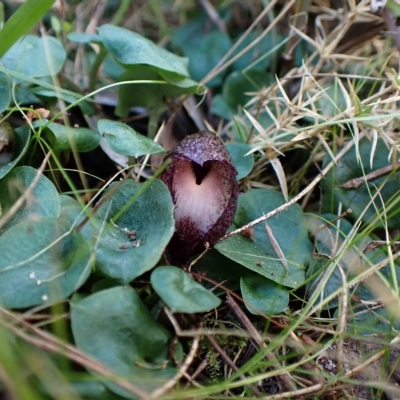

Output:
xmin=216 ymin=232 xmax=304 ymax=288
xmin=0 ymin=72 xmax=11 ymax=112
xmin=114 ymin=67 xmax=200 ymax=118
xmin=151 ymin=266 xmax=221 ymax=313
xmin=240 ymin=274 xmax=289 ymax=315
xmin=182 ymin=30 xmax=232 ymax=87
xmin=0 ymin=125 xmax=30 ymax=180
xmin=211 ymin=70 xmax=273 ymax=119
xmin=226 ymin=143 xmax=254 ymax=180
xmin=0 ymin=165 xmax=60 ymax=231
xmin=71 ymin=286 xmax=178 ymax=398
xmin=305 ymin=255 xmax=341 ymax=310
xmin=33 ymin=120 xmax=100 ymax=152
xmin=0 ymin=0 xmax=55 ymax=59
xmin=97 ymin=119 xmax=165 ymax=157
xmin=98 ymin=24 xmax=190 ymax=80
xmin=59 ymin=195 xmax=87 ymax=227
xmin=94 ymin=179 xmax=174 ymax=283
xmin=1 ymin=35 xmax=65 ymax=78
xmin=322 ymin=137 xmax=400 ymax=230
xmin=32 ymin=88 xmax=96 ymax=115
xmin=216 ymin=189 xmax=311 ymax=288
xmin=191 ymin=249 xmax=248 ymax=292
xmin=0 ymin=217 xmax=91 ymax=309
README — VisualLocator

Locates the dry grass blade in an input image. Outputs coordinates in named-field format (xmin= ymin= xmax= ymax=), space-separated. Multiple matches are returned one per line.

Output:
xmin=264 ymin=220 xmax=288 ymax=274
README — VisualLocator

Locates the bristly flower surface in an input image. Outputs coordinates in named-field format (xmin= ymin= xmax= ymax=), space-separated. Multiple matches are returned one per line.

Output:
xmin=160 ymin=131 xmax=238 ymax=264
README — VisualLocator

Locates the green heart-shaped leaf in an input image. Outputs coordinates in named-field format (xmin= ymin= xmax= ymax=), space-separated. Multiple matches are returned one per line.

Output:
xmin=0 ymin=217 xmax=90 ymax=308
xmin=1 ymin=35 xmax=65 ymax=78
xmin=94 ymin=179 xmax=174 ymax=283
xmin=98 ymin=24 xmax=190 ymax=80
xmin=71 ymin=286 xmax=178 ymax=398
xmin=151 ymin=266 xmax=221 ymax=313
xmin=0 ymin=165 xmax=60 ymax=230
xmin=98 ymin=119 xmax=165 ymax=157
xmin=34 ymin=121 xmax=100 ymax=152
xmin=226 ymin=143 xmax=254 ymax=180
xmin=241 ymin=274 xmax=289 ymax=315
xmin=216 ymin=189 xmax=311 ymax=288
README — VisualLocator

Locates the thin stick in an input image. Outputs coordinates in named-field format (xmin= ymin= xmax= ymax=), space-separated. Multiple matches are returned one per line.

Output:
xmin=163 ymin=307 xmax=262 ymax=397
xmin=335 ymin=264 xmax=348 ymax=372
xmin=198 ymin=0 xmax=227 ymax=33
xmin=340 ymin=163 xmax=400 ymax=189
xmin=149 ymin=335 xmax=200 ymax=399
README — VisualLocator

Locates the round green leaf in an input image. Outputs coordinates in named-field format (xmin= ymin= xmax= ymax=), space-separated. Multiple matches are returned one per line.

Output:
xmin=151 ymin=266 xmax=221 ymax=313
xmin=98 ymin=24 xmax=190 ymax=80
xmin=241 ymin=274 xmax=289 ymax=315
xmin=115 ymin=68 xmax=200 ymax=118
xmin=0 ymin=217 xmax=91 ymax=309
xmin=94 ymin=179 xmax=174 ymax=283
xmin=34 ymin=121 xmax=100 ymax=152
xmin=59 ymin=195 xmax=87 ymax=227
xmin=1 ymin=35 xmax=66 ymax=78
xmin=0 ymin=72 xmax=11 ymax=113
xmin=226 ymin=143 xmax=254 ymax=180
xmin=216 ymin=232 xmax=303 ymax=287
xmin=222 ymin=70 xmax=272 ymax=109
xmin=97 ymin=119 xmax=165 ymax=157
xmin=216 ymin=189 xmax=312 ymax=288
xmin=184 ymin=31 xmax=231 ymax=87
xmin=71 ymin=286 xmax=178 ymax=398
xmin=0 ymin=125 xmax=30 ymax=180
xmin=0 ymin=165 xmax=60 ymax=230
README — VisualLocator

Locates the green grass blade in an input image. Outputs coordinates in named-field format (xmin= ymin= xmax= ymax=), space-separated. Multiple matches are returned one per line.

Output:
xmin=0 ymin=0 xmax=55 ymax=58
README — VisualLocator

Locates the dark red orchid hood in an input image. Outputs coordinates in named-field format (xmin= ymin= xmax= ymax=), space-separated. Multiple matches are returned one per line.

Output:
xmin=160 ymin=131 xmax=238 ymax=264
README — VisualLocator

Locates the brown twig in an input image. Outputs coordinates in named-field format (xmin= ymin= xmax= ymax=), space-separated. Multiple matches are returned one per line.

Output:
xmin=149 ymin=335 xmax=200 ymax=399
xmin=198 ymin=0 xmax=227 ymax=33
xmin=339 ymin=163 xmax=400 ymax=189
xmin=163 ymin=307 xmax=262 ymax=397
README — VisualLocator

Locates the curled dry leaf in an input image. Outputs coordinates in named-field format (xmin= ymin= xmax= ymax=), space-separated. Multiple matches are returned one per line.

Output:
xmin=160 ymin=131 xmax=238 ymax=264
